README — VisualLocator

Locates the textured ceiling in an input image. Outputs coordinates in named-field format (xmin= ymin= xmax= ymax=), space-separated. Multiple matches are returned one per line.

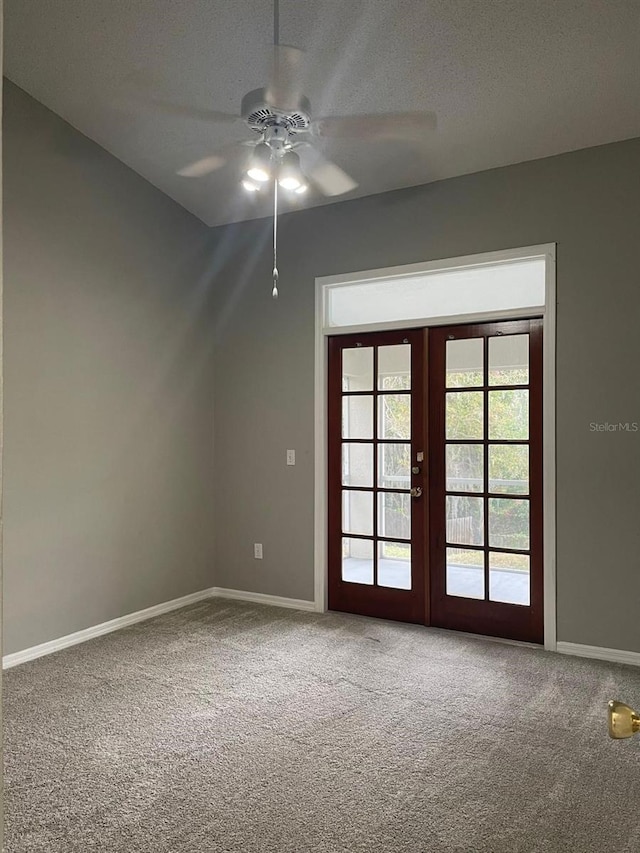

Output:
xmin=5 ymin=0 xmax=640 ymax=227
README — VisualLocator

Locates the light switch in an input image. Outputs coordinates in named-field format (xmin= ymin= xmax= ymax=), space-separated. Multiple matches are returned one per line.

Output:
xmin=286 ymin=449 xmax=296 ymax=466
xmin=254 ymin=543 xmax=263 ymax=559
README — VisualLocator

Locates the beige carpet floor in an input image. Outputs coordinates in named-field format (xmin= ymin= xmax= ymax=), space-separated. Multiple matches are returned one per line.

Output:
xmin=4 ymin=599 xmax=640 ymax=852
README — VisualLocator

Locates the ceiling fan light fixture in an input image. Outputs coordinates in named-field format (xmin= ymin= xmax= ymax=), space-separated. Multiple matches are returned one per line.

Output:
xmin=278 ymin=150 xmax=306 ymax=191
xmin=294 ymin=183 xmax=307 ymax=194
xmin=279 ymin=175 xmax=303 ymax=190
xmin=242 ymin=178 xmax=261 ymax=192
xmin=246 ymin=143 xmax=272 ymax=183
xmin=247 ymin=166 xmax=270 ymax=183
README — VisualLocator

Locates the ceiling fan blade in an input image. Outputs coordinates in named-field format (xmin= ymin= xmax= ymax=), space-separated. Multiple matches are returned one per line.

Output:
xmin=177 ymin=154 xmax=228 ymax=177
xmin=115 ymin=70 xmax=242 ymax=124
xmin=177 ymin=139 xmax=256 ymax=177
xmin=311 ymin=111 xmax=437 ymax=139
xmin=265 ymin=45 xmax=305 ymax=112
xmin=297 ymin=145 xmax=358 ymax=196
xmin=138 ymin=96 xmax=241 ymax=125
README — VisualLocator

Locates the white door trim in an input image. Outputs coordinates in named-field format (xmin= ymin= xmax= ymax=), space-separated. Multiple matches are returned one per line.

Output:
xmin=314 ymin=243 xmax=557 ymax=651
xmin=541 ymin=249 xmax=557 ymax=650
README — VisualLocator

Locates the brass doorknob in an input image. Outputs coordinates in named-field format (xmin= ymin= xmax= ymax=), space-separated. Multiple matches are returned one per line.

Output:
xmin=608 ymin=700 xmax=640 ymax=739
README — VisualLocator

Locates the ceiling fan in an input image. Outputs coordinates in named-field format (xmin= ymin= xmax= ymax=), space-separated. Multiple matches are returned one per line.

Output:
xmin=137 ymin=0 xmax=437 ymax=296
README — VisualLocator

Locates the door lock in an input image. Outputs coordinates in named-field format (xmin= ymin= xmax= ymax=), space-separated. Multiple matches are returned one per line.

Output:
xmin=412 ymin=466 xmax=421 ymax=474
xmin=410 ymin=486 xmax=423 ymax=498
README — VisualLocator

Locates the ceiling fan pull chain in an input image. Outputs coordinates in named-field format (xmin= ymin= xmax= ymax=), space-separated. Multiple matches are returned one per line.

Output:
xmin=272 ymin=178 xmax=279 ymax=299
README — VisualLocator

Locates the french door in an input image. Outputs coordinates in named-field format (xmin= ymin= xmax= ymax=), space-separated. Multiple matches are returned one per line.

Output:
xmin=327 ymin=319 xmax=544 ymax=643
xmin=429 ymin=319 xmax=543 ymax=643
xmin=327 ymin=329 xmax=428 ymax=623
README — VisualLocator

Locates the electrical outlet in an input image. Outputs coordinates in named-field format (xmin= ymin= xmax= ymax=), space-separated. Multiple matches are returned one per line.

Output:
xmin=254 ymin=543 xmax=263 ymax=559
xmin=286 ymin=449 xmax=296 ymax=466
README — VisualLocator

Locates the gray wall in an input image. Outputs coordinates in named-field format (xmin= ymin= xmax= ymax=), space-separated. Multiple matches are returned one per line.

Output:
xmin=3 ymin=82 xmax=217 ymax=655
xmin=5 ymin=77 xmax=639 ymax=657
xmin=212 ymin=137 xmax=640 ymax=653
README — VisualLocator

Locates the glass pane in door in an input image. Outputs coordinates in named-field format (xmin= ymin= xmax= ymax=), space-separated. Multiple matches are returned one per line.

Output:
xmin=342 ymin=538 xmax=374 ymax=585
xmin=379 ymin=394 xmax=411 ymax=439
xmin=342 ymin=443 xmax=373 ymax=487
xmin=342 ymin=490 xmax=373 ymax=536
xmin=489 ymin=334 xmax=529 ymax=385
xmin=446 ymin=338 xmax=483 ymax=387
xmin=446 ymin=495 xmax=484 ymax=546
xmin=378 ymin=541 xmax=411 ymax=589
xmin=489 ymin=552 xmax=530 ymax=605
xmin=378 ymin=345 xmax=411 ymax=389
xmin=488 ymin=498 xmax=530 ymax=550
xmin=446 ymin=444 xmax=484 ymax=492
xmin=488 ymin=445 xmax=529 ymax=494
xmin=342 ymin=347 xmax=373 ymax=391
xmin=378 ymin=492 xmax=411 ymax=539
xmin=446 ymin=392 xmax=484 ymax=439
xmin=342 ymin=396 xmax=373 ymax=439
xmin=446 ymin=547 xmax=484 ymax=599
xmin=488 ymin=390 xmax=528 ymax=439
xmin=378 ymin=443 xmax=411 ymax=489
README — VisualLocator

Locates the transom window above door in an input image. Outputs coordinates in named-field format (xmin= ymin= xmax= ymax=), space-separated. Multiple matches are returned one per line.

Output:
xmin=323 ymin=253 xmax=547 ymax=330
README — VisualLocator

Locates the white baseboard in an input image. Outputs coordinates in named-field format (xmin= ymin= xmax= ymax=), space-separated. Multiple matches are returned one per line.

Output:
xmin=11 ymin=588 xmax=636 ymax=671
xmin=2 ymin=587 xmax=217 ymax=670
xmin=557 ymin=641 xmax=640 ymax=667
xmin=211 ymin=587 xmax=316 ymax=612
xmin=2 ymin=586 xmax=317 ymax=669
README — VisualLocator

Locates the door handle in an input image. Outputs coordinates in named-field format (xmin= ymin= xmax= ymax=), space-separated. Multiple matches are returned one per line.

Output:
xmin=608 ymin=700 xmax=640 ymax=739
xmin=410 ymin=487 xmax=423 ymax=498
